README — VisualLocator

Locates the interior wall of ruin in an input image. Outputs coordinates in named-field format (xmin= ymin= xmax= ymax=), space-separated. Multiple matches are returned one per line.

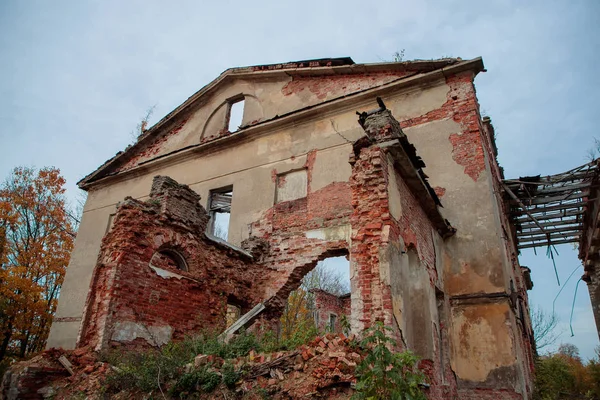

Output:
xmin=78 ymin=177 xmax=266 ymax=351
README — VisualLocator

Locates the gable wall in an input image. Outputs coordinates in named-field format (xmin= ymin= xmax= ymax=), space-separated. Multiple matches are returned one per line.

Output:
xmin=115 ymin=71 xmax=411 ymax=173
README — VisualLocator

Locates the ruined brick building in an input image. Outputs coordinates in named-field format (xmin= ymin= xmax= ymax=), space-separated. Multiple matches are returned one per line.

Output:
xmin=46 ymin=57 xmax=539 ymax=398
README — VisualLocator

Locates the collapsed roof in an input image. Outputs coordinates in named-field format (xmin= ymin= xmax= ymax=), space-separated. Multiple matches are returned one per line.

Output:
xmin=503 ymin=160 xmax=600 ymax=250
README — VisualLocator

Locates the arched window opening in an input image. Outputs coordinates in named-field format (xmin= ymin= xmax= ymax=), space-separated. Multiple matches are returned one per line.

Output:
xmin=150 ymin=249 xmax=188 ymax=272
xmin=281 ymin=255 xmax=351 ymax=339
xmin=227 ymin=97 xmax=245 ymax=132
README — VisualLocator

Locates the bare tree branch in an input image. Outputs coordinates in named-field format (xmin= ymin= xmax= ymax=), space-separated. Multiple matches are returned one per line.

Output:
xmin=532 ymin=305 xmax=562 ymax=351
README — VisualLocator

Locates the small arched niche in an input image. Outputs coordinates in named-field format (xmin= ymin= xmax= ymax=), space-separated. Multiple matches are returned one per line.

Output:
xmin=149 ymin=249 xmax=188 ymax=272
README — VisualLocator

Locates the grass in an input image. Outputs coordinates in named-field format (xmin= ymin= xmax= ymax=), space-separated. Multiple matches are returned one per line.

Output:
xmin=102 ymin=328 xmax=318 ymax=397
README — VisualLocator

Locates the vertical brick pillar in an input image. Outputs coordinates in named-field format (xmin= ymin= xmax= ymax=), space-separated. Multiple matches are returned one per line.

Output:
xmin=348 ymin=106 xmax=414 ymax=344
xmin=149 ymin=175 xmax=209 ymax=232
xmin=349 ymin=143 xmax=395 ymax=336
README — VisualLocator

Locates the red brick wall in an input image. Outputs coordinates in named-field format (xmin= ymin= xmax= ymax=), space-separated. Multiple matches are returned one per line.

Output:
xmin=349 ymin=134 xmax=460 ymax=397
xmin=78 ymin=177 xmax=267 ymax=350
xmin=249 ymin=151 xmax=353 ymax=315
xmin=349 ymin=144 xmax=395 ymax=330
xmin=313 ymin=290 xmax=350 ymax=333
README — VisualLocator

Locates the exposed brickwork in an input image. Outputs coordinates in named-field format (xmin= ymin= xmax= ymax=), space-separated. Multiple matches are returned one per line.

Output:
xmin=44 ymin=62 xmax=535 ymax=398
xmin=78 ymin=176 xmax=267 ymax=350
xmin=248 ymin=144 xmax=353 ymax=314
xmin=349 ymin=144 xmax=394 ymax=329
xmin=116 ymin=118 xmax=189 ymax=173
xmin=312 ymin=289 xmax=350 ymax=333
xmin=281 ymin=72 xmax=412 ymax=100
xmin=433 ymin=186 xmax=446 ymax=198
xmin=1 ymin=360 xmax=68 ymax=400
xmin=401 ymin=72 xmax=486 ymax=182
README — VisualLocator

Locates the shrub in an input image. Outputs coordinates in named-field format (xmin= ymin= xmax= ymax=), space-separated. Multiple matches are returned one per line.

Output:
xmin=222 ymin=361 xmax=241 ymax=389
xmin=170 ymin=367 xmax=221 ymax=397
xmin=353 ymin=321 xmax=427 ymax=400
xmin=103 ymin=327 xmax=320 ymax=396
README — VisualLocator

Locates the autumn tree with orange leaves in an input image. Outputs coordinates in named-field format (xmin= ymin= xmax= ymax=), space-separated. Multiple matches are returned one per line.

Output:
xmin=0 ymin=167 xmax=74 ymax=362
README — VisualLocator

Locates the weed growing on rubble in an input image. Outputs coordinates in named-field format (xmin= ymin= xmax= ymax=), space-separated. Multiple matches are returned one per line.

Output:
xmin=170 ymin=366 xmax=221 ymax=397
xmin=104 ymin=328 xmax=318 ymax=396
xmin=222 ymin=360 xmax=241 ymax=388
xmin=353 ymin=321 xmax=427 ymax=400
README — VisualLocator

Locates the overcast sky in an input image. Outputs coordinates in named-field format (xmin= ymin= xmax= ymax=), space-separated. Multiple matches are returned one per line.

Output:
xmin=1 ymin=0 xmax=599 ymax=358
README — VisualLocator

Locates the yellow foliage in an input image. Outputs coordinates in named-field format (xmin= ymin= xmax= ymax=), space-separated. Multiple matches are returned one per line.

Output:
xmin=0 ymin=166 xmax=74 ymax=361
xmin=279 ymin=288 xmax=314 ymax=341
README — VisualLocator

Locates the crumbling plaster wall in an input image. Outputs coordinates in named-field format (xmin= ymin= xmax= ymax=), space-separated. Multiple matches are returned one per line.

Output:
xmin=386 ymin=72 xmax=531 ymax=397
xmin=350 ymin=111 xmax=458 ymax=395
xmin=116 ymin=71 xmax=411 ymax=172
xmin=50 ymin=68 xmax=533 ymax=397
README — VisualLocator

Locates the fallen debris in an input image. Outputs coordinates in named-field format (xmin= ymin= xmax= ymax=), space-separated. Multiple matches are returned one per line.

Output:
xmin=57 ymin=356 xmax=74 ymax=376
xmin=1 ymin=333 xmax=363 ymax=399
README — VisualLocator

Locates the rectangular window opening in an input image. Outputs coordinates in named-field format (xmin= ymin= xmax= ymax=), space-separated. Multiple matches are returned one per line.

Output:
xmin=208 ymin=186 xmax=233 ymax=241
xmin=328 ymin=314 xmax=337 ymax=332
xmin=228 ymin=99 xmax=245 ymax=133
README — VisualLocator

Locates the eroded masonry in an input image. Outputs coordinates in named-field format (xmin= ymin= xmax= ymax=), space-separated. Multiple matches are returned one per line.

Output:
xmin=48 ymin=57 xmax=538 ymax=399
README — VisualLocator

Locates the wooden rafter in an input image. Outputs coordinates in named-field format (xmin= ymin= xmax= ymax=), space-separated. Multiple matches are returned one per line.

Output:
xmin=503 ymin=160 xmax=600 ymax=250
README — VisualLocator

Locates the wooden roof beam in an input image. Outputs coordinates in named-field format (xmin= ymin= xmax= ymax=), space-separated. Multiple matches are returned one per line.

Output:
xmin=518 ymin=218 xmax=583 ymax=230
xmin=518 ymin=238 xmax=580 ymax=249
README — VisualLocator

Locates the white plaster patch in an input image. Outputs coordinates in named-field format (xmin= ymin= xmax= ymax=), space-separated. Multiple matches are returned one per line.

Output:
xmin=276 ymin=169 xmax=307 ymax=203
xmin=387 ymin=158 xmax=403 ymax=220
xmin=149 ymin=265 xmax=184 ymax=280
xmin=111 ymin=321 xmax=173 ymax=346
xmin=305 ymin=224 xmax=350 ymax=242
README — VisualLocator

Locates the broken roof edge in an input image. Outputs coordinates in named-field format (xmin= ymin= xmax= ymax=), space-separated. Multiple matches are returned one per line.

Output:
xmin=503 ymin=159 xmax=600 ymax=251
xmin=356 ymin=103 xmax=455 ymax=238
xmin=77 ymin=56 xmax=484 ymax=188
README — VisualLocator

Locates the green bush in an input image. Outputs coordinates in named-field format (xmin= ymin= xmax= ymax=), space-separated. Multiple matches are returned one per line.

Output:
xmin=280 ymin=318 xmax=319 ymax=350
xmin=169 ymin=367 xmax=221 ymax=397
xmin=353 ymin=321 xmax=427 ymax=400
xmin=222 ymin=361 xmax=241 ymax=389
xmin=104 ymin=328 xmax=305 ymax=395
xmin=534 ymin=355 xmax=577 ymax=399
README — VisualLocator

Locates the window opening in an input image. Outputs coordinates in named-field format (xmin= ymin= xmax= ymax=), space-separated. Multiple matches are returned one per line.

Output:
xmin=208 ymin=186 xmax=233 ymax=241
xmin=150 ymin=249 xmax=187 ymax=272
xmin=281 ymin=255 xmax=350 ymax=338
xmin=227 ymin=99 xmax=245 ymax=133
xmin=328 ymin=314 xmax=337 ymax=332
